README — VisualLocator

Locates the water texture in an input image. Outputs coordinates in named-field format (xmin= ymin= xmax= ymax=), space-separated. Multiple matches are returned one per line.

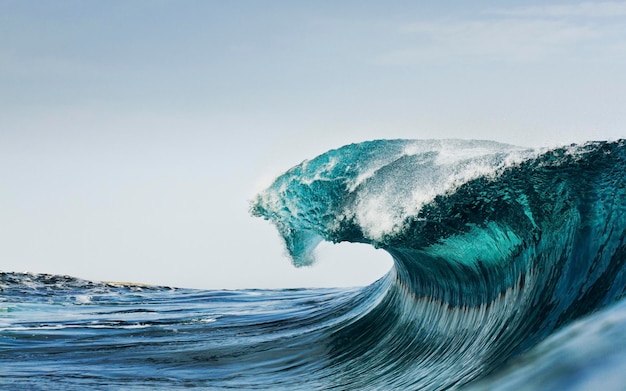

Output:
xmin=2 ymin=139 xmax=625 ymax=390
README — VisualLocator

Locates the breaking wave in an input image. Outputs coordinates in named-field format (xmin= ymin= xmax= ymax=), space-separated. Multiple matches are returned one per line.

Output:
xmin=251 ymin=139 xmax=626 ymax=389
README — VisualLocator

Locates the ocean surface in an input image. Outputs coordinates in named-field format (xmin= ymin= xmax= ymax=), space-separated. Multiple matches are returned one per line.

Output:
xmin=2 ymin=139 xmax=626 ymax=390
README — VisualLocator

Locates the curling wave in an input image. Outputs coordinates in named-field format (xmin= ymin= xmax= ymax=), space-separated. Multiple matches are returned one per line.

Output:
xmin=251 ymin=139 xmax=626 ymax=389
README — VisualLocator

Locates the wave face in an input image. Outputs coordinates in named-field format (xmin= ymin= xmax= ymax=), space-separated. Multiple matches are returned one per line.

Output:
xmin=2 ymin=139 xmax=625 ymax=390
xmin=251 ymin=139 xmax=626 ymax=389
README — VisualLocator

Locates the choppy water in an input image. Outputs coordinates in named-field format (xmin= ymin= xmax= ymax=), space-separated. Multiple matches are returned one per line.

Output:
xmin=1 ymin=273 xmax=365 ymax=389
xmin=2 ymin=139 xmax=626 ymax=390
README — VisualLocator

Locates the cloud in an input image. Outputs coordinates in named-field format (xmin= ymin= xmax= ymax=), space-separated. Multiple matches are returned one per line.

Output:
xmin=380 ymin=20 xmax=598 ymax=64
xmin=376 ymin=2 xmax=626 ymax=65
xmin=485 ymin=2 xmax=626 ymax=18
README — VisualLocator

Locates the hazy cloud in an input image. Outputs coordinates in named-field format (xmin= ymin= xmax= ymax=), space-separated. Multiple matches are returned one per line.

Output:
xmin=485 ymin=2 xmax=626 ymax=18
xmin=377 ymin=2 xmax=626 ymax=65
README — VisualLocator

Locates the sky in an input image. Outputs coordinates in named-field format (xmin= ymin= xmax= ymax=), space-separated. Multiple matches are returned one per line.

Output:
xmin=1 ymin=1 xmax=625 ymax=289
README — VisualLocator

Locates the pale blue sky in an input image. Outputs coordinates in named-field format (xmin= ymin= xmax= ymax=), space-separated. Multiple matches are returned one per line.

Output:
xmin=1 ymin=1 xmax=625 ymax=288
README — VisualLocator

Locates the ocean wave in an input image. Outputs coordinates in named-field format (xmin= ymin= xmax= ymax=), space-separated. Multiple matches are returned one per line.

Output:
xmin=251 ymin=139 xmax=626 ymax=389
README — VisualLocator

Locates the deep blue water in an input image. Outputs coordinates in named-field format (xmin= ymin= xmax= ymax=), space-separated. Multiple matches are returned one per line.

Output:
xmin=2 ymin=139 xmax=626 ymax=390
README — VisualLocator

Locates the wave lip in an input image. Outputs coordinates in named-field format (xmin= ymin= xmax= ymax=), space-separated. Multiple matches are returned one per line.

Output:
xmin=251 ymin=139 xmax=533 ymax=264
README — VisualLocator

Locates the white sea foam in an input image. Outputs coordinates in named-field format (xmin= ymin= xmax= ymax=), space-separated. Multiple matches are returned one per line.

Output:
xmin=72 ymin=295 xmax=93 ymax=304
xmin=350 ymin=142 xmax=536 ymax=241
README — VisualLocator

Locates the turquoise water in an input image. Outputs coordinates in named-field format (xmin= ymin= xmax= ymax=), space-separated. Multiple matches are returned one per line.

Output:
xmin=2 ymin=139 xmax=626 ymax=390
